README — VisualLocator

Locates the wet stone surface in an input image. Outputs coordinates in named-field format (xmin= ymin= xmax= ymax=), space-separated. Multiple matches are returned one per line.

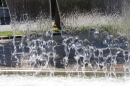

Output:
xmin=0 ymin=31 xmax=129 ymax=70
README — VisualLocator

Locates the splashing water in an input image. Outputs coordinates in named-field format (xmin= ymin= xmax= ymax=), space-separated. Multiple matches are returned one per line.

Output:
xmin=0 ymin=74 xmax=130 ymax=86
xmin=0 ymin=1 xmax=129 ymax=85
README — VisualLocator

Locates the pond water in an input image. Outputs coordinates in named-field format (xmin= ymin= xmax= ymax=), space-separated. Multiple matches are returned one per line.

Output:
xmin=0 ymin=74 xmax=130 ymax=86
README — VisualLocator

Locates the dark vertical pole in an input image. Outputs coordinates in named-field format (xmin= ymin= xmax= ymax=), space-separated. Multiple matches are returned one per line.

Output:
xmin=51 ymin=0 xmax=56 ymax=18
xmin=55 ymin=1 xmax=61 ymax=29
xmin=51 ymin=0 xmax=61 ymax=29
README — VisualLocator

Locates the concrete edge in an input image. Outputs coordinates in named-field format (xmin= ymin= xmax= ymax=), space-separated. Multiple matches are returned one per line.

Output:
xmin=0 ymin=70 xmax=128 ymax=76
xmin=0 ymin=33 xmax=61 ymax=39
xmin=0 ymin=7 xmax=8 ymax=9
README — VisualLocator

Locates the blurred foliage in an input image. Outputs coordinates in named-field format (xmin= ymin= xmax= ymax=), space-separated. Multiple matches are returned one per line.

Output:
xmin=62 ymin=23 xmax=123 ymax=36
xmin=0 ymin=0 xmax=7 ymax=7
xmin=57 ymin=0 xmax=122 ymax=15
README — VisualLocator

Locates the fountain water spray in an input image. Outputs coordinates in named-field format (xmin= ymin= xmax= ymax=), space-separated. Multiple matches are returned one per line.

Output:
xmin=0 ymin=0 xmax=128 ymax=79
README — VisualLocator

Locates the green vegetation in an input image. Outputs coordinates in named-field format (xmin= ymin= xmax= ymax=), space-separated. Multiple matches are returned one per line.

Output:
xmin=0 ymin=31 xmax=24 ymax=36
xmin=0 ymin=21 xmax=124 ymax=37
xmin=63 ymin=23 xmax=123 ymax=34
xmin=52 ymin=22 xmax=60 ymax=33
xmin=0 ymin=22 xmax=60 ymax=37
xmin=0 ymin=24 xmax=121 ymax=36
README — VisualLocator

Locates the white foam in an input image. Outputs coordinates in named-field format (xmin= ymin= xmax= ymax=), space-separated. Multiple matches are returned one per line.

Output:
xmin=0 ymin=75 xmax=129 ymax=86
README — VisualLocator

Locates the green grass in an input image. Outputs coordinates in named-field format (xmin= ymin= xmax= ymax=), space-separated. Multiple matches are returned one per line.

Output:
xmin=62 ymin=23 xmax=124 ymax=35
xmin=0 ymin=25 xmax=119 ymax=36
xmin=52 ymin=22 xmax=60 ymax=33
xmin=0 ymin=21 xmax=124 ymax=36
xmin=0 ymin=31 xmax=24 ymax=36
xmin=0 ymin=22 xmax=60 ymax=36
